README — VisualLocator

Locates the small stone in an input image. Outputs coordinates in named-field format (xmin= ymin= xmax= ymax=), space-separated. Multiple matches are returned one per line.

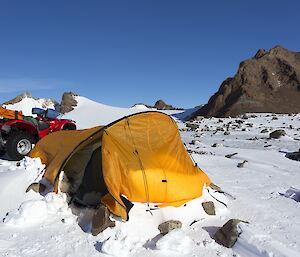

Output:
xmin=224 ymin=131 xmax=230 ymax=135
xmin=212 ymin=143 xmax=222 ymax=147
xmin=186 ymin=123 xmax=199 ymax=131
xmin=195 ymin=116 xmax=204 ymax=121
xmin=260 ymin=129 xmax=268 ymax=133
xmin=202 ymin=201 xmax=215 ymax=215
xmin=158 ymin=220 xmax=182 ymax=235
xmin=214 ymin=219 xmax=246 ymax=248
xmin=225 ymin=153 xmax=238 ymax=159
xmin=271 ymin=116 xmax=278 ymax=120
xmin=269 ymin=129 xmax=286 ymax=139
xmin=237 ymin=160 xmax=248 ymax=168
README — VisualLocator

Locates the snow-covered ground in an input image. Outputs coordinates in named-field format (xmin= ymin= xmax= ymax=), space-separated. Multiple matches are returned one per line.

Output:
xmin=62 ymin=96 xmax=183 ymax=129
xmin=2 ymin=96 xmax=55 ymax=116
xmin=0 ymin=97 xmax=299 ymax=257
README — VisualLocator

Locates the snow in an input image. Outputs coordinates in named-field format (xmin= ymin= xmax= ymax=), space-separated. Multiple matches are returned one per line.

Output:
xmin=62 ymin=96 xmax=181 ymax=129
xmin=2 ymin=96 xmax=55 ymax=116
xmin=0 ymin=98 xmax=299 ymax=257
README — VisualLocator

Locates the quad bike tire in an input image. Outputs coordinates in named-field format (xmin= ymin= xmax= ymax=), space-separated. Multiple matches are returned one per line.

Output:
xmin=5 ymin=132 xmax=36 ymax=161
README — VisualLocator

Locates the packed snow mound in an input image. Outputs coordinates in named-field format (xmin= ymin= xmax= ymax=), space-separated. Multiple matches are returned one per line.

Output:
xmin=62 ymin=96 xmax=182 ymax=129
xmin=2 ymin=96 xmax=55 ymax=116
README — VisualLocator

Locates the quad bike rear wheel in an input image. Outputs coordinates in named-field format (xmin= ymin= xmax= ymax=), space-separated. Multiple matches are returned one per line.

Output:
xmin=5 ymin=132 xmax=36 ymax=161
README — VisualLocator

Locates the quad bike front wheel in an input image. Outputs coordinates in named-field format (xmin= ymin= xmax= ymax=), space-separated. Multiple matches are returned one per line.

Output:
xmin=5 ymin=132 xmax=36 ymax=161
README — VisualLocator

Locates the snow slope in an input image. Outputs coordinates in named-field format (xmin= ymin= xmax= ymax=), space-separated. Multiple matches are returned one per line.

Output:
xmin=2 ymin=96 xmax=55 ymax=116
xmin=62 ymin=96 xmax=182 ymax=129
xmin=0 ymin=99 xmax=299 ymax=257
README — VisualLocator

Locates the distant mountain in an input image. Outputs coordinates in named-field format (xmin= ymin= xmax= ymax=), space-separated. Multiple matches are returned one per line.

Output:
xmin=132 ymin=99 xmax=183 ymax=110
xmin=1 ymin=92 xmax=58 ymax=116
xmin=192 ymin=45 xmax=300 ymax=118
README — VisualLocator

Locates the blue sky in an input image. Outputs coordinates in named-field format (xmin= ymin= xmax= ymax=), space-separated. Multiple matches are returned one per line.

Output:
xmin=0 ymin=0 xmax=299 ymax=108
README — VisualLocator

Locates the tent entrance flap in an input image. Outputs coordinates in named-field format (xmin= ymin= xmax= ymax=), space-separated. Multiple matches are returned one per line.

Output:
xmin=60 ymin=133 xmax=108 ymax=207
xmin=74 ymin=147 xmax=108 ymax=206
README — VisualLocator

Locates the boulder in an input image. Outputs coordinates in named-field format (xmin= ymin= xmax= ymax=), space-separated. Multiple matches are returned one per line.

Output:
xmin=269 ymin=129 xmax=286 ymax=139
xmin=214 ymin=219 xmax=245 ymax=248
xmin=91 ymin=204 xmax=115 ymax=236
xmin=202 ymin=201 xmax=215 ymax=215
xmin=158 ymin=220 xmax=182 ymax=235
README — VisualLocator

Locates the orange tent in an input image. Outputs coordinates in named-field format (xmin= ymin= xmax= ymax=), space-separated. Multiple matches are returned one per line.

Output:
xmin=30 ymin=111 xmax=211 ymax=220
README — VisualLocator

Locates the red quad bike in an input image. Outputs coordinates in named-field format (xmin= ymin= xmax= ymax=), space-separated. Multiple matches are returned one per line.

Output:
xmin=0 ymin=107 xmax=76 ymax=160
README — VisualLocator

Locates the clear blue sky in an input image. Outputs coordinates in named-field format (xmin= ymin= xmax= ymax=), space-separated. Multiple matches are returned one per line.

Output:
xmin=0 ymin=0 xmax=299 ymax=108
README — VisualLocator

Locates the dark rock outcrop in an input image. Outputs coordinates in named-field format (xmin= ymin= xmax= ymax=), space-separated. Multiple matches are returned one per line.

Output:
xmin=154 ymin=100 xmax=175 ymax=110
xmin=60 ymin=92 xmax=78 ymax=113
xmin=193 ymin=46 xmax=300 ymax=118
xmin=132 ymin=99 xmax=183 ymax=110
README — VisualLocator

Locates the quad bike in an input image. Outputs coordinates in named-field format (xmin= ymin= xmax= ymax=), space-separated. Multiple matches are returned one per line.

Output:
xmin=0 ymin=107 xmax=76 ymax=160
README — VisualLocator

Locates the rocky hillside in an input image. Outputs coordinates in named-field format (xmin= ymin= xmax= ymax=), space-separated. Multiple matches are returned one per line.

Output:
xmin=192 ymin=46 xmax=300 ymax=118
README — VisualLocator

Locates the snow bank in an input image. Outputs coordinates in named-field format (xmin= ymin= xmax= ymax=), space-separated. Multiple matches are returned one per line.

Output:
xmin=62 ymin=96 xmax=183 ymax=129
xmin=0 ymin=157 xmax=45 ymax=218
xmin=3 ymin=97 xmax=55 ymax=116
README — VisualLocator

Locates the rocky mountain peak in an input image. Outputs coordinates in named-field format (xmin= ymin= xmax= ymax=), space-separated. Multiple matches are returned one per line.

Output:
xmin=2 ymin=92 xmax=34 ymax=105
xmin=192 ymin=46 xmax=300 ymax=118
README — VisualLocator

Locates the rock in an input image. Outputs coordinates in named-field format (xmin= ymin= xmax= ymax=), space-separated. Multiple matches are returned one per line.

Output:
xmin=195 ymin=116 xmax=204 ymax=121
xmin=271 ymin=116 xmax=278 ymax=120
xmin=209 ymin=183 xmax=222 ymax=191
xmin=202 ymin=201 xmax=216 ymax=215
xmin=158 ymin=220 xmax=182 ymax=235
xmin=91 ymin=204 xmax=115 ymax=236
xmin=285 ymin=149 xmax=300 ymax=161
xmin=190 ymin=46 xmax=300 ymax=118
xmin=237 ymin=160 xmax=248 ymax=168
xmin=60 ymin=92 xmax=78 ymax=114
xmin=212 ymin=143 xmax=222 ymax=147
xmin=190 ymin=140 xmax=200 ymax=145
xmin=225 ymin=153 xmax=238 ymax=159
xmin=26 ymin=182 xmax=46 ymax=193
xmin=154 ymin=100 xmax=178 ymax=110
xmin=260 ymin=129 xmax=269 ymax=133
xmin=224 ymin=131 xmax=230 ymax=135
xmin=269 ymin=129 xmax=286 ymax=139
xmin=214 ymin=219 xmax=245 ymax=248
xmin=185 ymin=123 xmax=199 ymax=130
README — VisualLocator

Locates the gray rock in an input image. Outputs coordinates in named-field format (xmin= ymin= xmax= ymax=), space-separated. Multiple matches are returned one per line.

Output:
xmin=260 ymin=129 xmax=269 ymax=133
xmin=202 ymin=201 xmax=215 ymax=215
xmin=225 ymin=153 xmax=238 ymax=159
xmin=237 ymin=160 xmax=248 ymax=168
xmin=91 ymin=204 xmax=115 ymax=236
xmin=212 ymin=143 xmax=222 ymax=147
xmin=214 ymin=219 xmax=244 ymax=248
xmin=195 ymin=116 xmax=204 ymax=121
xmin=186 ymin=123 xmax=199 ymax=130
xmin=158 ymin=220 xmax=182 ymax=235
xmin=269 ymin=129 xmax=286 ymax=139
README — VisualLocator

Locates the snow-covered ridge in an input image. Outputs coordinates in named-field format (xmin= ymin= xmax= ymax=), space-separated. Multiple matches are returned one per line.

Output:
xmin=2 ymin=94 xmax=56 ymax=116
xmin=62 ymin=96 xmax=183 ymax=129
